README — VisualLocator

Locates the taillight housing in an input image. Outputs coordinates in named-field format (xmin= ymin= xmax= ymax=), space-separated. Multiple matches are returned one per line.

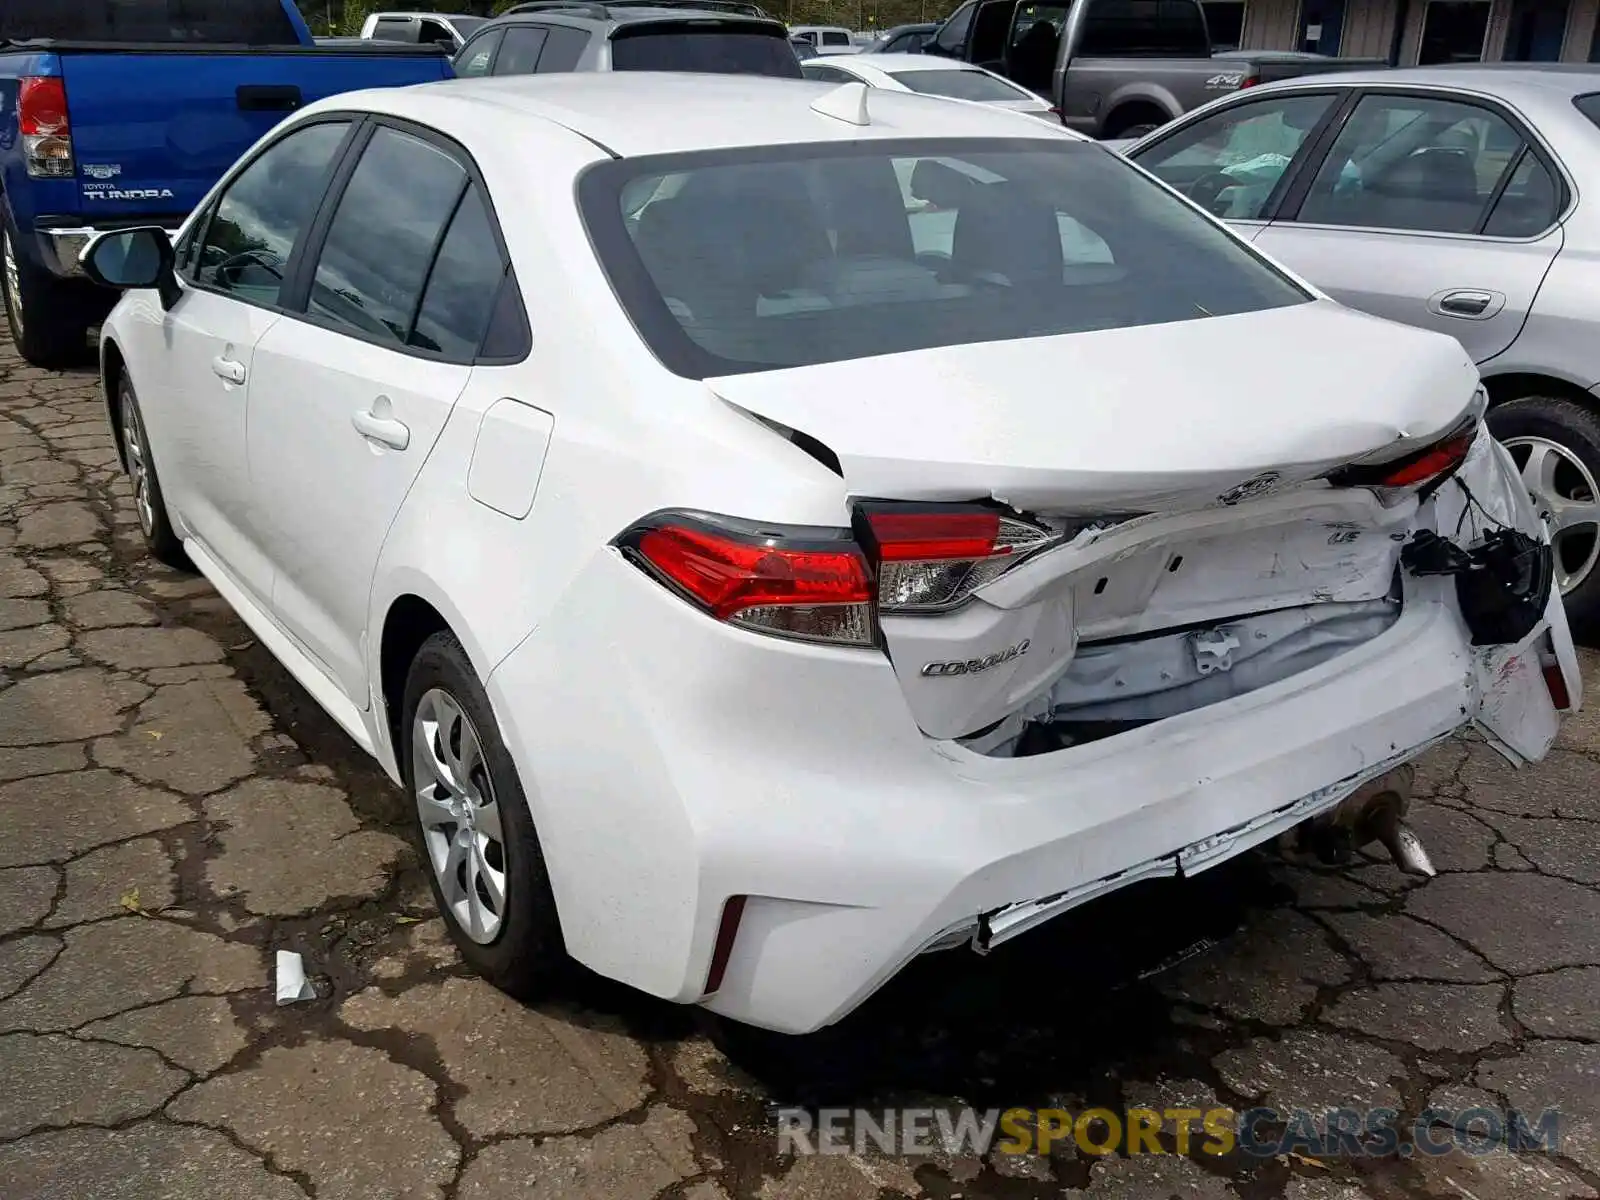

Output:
xmin=19 ymin=77 xmax=74 ymax=179
xmin=1326 ymin=419 xmax=1478 ymax=496
xmin=856 ymin=503 xmax=1057 ymax=613
xmin=615 ymin=510 xmax=875 ymax=647
xmin=1238 ymin=74 xmax=1260 ymax=89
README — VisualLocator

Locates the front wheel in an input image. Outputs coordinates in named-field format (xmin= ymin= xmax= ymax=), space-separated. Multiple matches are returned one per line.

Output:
xmin=117 ymin=373 xmax=190 ymax=570
xmin=1489 ymin=395 xmax=1600 ymax=628
xmin=402 ymin=631 xmax=566 ymax=997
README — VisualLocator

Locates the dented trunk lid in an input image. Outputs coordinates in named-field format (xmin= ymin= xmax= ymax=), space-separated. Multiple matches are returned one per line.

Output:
xmin=707 ymin=301 xmax=1479 ymax=510
xmin=707 ymin=301 xmax=1481 ymax=740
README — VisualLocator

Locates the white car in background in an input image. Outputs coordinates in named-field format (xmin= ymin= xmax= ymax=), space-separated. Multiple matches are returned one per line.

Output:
xmin=802 ymin=51 xmax=1055 ymax=118
xmin=83 ymin=73 xmax=1578 ymax=1037
xmin=787 ymin=23 xmax=857 ymax=53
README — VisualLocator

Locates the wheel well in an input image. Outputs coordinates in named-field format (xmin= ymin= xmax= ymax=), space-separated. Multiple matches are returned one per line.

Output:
xmin=1482 ymin=373 xmax=1595 ymax=410
xmin=102 ymin=339 xmax=129 ymax=471
xmin=1102 ymin=101 xmax=1169 ymax=137
xmin=380 ymin=595 xmax=451 ymax=751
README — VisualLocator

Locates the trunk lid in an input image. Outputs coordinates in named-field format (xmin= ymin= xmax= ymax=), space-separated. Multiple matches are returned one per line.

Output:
xmin=708 ymin=301 xmax=1479 ymax=739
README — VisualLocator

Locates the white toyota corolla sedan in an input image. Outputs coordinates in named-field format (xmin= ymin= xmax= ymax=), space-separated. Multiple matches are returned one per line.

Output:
xmin=85 ymin=72 xmax=1580 ymax=1036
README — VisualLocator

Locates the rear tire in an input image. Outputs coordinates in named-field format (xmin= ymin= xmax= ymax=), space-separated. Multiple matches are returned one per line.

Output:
xmin=1 ymin=219 xmax=93 ymax=369
xmin=1489 ymin=395 xmax=1600 ymax=629
xmin=401 ymin=631 xmax=567 ymax=998
xmin=1101 ymin=110 xmax=1166 ymax=139
xmin=116 ymin=373 xmax=191 ymax=571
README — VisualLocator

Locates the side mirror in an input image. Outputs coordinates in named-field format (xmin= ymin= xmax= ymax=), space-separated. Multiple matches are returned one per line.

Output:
xmin=80 ymin=227 xmax=180 ymax=310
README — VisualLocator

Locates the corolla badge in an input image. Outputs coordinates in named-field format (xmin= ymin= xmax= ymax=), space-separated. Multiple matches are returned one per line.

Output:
xmin=1217 ymin=471 xmax=1282 ymax=506
xmin=921 ymin=639 xmax=1030 ymax=678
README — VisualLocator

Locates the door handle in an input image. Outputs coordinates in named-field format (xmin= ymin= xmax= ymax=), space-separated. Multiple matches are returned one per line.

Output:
xmin=210 ymin=356 xmax=246 ymax=385
xmin=352 ymin=396 xmax=410 ymax=451
xmin=1428 ymin=288 xmax=1504 ymax=320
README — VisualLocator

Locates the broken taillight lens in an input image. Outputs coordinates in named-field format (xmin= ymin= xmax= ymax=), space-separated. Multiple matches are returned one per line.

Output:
xmin=1327 ymin=420 xmax=1479 ymax=494
xmin=857 ymin=504 xmax=1057 ymax=613
xmin=615 ymin=510 xmax=875 ymax=647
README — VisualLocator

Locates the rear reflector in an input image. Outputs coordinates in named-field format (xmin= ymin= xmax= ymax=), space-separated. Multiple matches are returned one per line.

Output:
xmin=703 ymin=895 xmax=746 ymax=996
xmin=615 ymin=511 xmax=875 ymax=647
xmin=858 ymin=503 xmax=1056 ymax=612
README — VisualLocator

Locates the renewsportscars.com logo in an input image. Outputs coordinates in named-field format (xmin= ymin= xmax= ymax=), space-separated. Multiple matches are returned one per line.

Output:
xmin=775 ymin=1105 xmax=1562 ymax=1160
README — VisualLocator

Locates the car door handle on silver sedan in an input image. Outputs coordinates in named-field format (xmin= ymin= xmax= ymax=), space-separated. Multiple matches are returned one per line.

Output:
xmin=210 ymin=356 xmax=247 ymax=385
xmin=1429 ymin=289 xmax=1505 ymax=320
xmin=351 ymin=398 xmax=410 ymax=451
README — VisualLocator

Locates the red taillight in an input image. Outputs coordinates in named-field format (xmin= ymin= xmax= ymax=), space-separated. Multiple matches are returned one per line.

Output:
xmin=859 ymin=503 xmax=1056 ymax=612
xmin=617 ymin=511 xmax=875 ymax=646
xmin=1238 ymin=75 xmax=1259 ymax=88
xmin=868 ymin=509 xmax=1002 ymax=561
xmin=1328 ymin=422 xmax=1478 ymax=494
xmin=19 ymin=76 xmax=74 ymax=179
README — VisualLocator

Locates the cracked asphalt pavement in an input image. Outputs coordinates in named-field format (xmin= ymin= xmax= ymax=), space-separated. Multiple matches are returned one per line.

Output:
xmin=2 ymin=329 xmax=1600 ymax=1200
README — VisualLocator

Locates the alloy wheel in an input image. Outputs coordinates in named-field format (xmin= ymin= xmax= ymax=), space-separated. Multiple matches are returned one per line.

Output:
xmin=2 ymin=231 xmax=22 ymax=341
xmin=1503 ymin=434 xmax=1600 ymax=596
xmin=120 ymin=391 xmax=157 ymax=539
xmin=412 ymin=687 xmax=508 ymax=945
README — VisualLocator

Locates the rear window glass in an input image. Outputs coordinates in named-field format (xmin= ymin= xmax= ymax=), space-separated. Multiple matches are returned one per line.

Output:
xmin=1576 ymin=93 xmax=1600 ymax=131
xmin=0 ymin=0 xmax=299 ymax=43
xmin=580 ymin=138 xmax=1308 ymax=378
xmin=894 ymin=68 xmax=1030 ymax=101
xmin=609 ymin=25 xmax=803 ymax=75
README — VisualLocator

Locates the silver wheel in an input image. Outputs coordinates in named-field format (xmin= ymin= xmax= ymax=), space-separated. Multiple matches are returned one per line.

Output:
xmin=2 ymin=230 xmax=22 ymax=341
xmin=120 ymin=390 xmax=156 ymax=539
xmin=412 ymin=687 xmax=508 ymax=945
xmin=1504 ymin=435 xmax=1600 ymax=597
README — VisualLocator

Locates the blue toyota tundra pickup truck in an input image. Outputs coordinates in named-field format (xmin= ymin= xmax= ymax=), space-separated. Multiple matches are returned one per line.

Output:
xmin=0 ymin=0 xmax=453 ymax=366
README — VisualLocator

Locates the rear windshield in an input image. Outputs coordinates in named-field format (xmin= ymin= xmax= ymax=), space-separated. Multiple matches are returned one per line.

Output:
xmin=1577 ymin=93 xmax=1600 ymax=131
xmin=0 ymin=0 xmax=299 ymax=43
xmin=580 ymin=138 xmax=1308 ymax=378
xmin=894 ymin=68 xmax=1031 ymax=102
xmin=609 ymin=25 xmax=802 ymax=75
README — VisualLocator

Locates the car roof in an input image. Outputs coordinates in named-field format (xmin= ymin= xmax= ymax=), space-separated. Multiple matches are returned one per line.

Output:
xmin=850 ymin=52 xmax=984 ymax=72
xmin=1251 ymin=61 xmax=1600 ymax=100
xmin=487 ymin=3 xmax=780 ymax=28
xmin=335 ymin=71 xmax=1084 ymax=157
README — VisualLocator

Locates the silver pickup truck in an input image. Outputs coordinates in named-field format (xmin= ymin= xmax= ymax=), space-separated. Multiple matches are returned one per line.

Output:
xmin=922 ymin=0 xmax=1385 ymax=139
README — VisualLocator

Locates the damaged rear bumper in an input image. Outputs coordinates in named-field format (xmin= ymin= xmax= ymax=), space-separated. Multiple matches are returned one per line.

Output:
xmin=487 ymin=429 xmax=1578 ymax=1036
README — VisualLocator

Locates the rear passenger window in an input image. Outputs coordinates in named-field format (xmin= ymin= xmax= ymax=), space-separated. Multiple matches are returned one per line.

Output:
xmin=307 ymin=126 xmax=468 ymax=345
xmin=1482 ymin=151 xmax=1560 ymax=236
xmin=495 ymin=25 xmax=549 ymax=74
xmin=455 ymin=28 xmax=503 ymax=76
xmin=1295 ymin=94 xmax=1532 ymax=235
xmin=537 ymin=25 xmax=590 ymax=71
xmin=193 ymin=121 xmax=351 ymax=308
xmin=372 ymin=16 xmax=417 ymax=42
xmin=410 ymin=186 xmax=508 ymax=357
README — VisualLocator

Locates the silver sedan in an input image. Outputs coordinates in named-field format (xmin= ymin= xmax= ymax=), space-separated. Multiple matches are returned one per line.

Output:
xmin=1122 ymin=65 xmax=1600 ymax=624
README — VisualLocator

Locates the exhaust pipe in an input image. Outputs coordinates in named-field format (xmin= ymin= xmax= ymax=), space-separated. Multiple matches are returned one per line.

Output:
xmin=1281 ymin=763 xmax=1436 ymax=877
